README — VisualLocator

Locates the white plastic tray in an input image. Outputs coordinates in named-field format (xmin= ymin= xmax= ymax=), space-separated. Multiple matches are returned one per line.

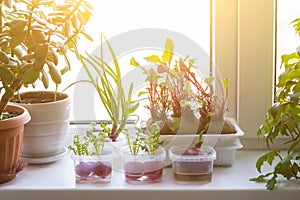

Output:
xmin=160 ymin=123 xmax=244 ymax=150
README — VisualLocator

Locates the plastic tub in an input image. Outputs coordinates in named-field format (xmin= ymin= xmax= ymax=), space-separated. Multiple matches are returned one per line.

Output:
xmin=214 ymin=139 xmax=243 ymax=166
xmin=169 ymin=145 xmax=216 ymax=184
xmin=70 ymin=146 xmax=114 ymax=183
xmin=160 ymin=122 xmax=244 ymax=152
xmin=120 ymin=147 xmax=166 ymax=184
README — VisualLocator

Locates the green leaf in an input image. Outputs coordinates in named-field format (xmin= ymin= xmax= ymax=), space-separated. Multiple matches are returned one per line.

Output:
xmin=292 ymin=163 xmax=300 ymax=174
xmin=287 ymin=58 xmax=300 ymax=65
xmin=249 ymin=173 xmax=272 ymax=183
xmin=80 ymin=31 xmax=93 ymax=41
xmin=204 ymin=76 xmax=215 ymax=85
xmin=4 ymin=86 xmax=14 ymax=98
xmin=165 ymin=38 xmax=174 ymax=52
xmin=39 ymin=0 xmax=55 ymax=6
xmin=255 ymin=151 xmax=279 ymax=173
xmin=77 ymin=9 xmax=87 ymax=25
xmin=144 ymin=55 xmax=162 ymax=63
xmin=0 ymin=51 xmax=10 ymax=64
xmin=130 ymin=57 xmax=140 ymax=67
xmin=162 ymin=38 xmax=174 ymax=63
xmin=128 ymin=102 xmax=139 ymax=114
xmin=60 ymin=66 xmax=69 ymax=75
xmin=267 ymin=152 xmax=276 ymax=165
xmin=223 ymin=78 xmax=230 ymax=92
xmin=48 ymin=11 xmax=68 ymax=16
xmin=138 ymin=90 xmax=148 ymax=97
xmin=290 ymin=151 xmax=300 ymax=159
xmin=0 ymin=67 xmax=14 ymax=85
xmin=146 ymin=68 xmax=161 ymax=83
xmin=281 ymin=52 xmax=299 ymax=66
xmin=275 ymin=160 xmax=294 ymax=179
xmin=266 ymin=174 xmax=277 ymax=190
xmin=47 ymin=61 xmax=62 ymax=84
xmin=10 ymin=30 xmax=26 ymax=48
xmin=23 ymin=66 xmax=39 ymax=84
xmin=41 ymin=69 xmax=49 ymax=89
xmin=4 ymin=0 xmax=13 ymax=8
xmin=9 ymin=19 xmax=27 ymax=36
xmin=269 ymin=102 xmax=280 ymax=118
xmin=278 ymin=69 xmax=300 ymax=87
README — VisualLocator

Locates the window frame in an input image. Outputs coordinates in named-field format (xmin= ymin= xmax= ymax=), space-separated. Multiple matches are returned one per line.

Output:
xmin=214 ymin=0 xmax=277 ymax=148
xmin=70 ymin=0 xmax=279 ymax=149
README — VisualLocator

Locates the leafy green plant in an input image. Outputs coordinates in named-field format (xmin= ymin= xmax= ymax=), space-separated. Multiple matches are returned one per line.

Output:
xmin=125 ymin=121 xmax=164 ymax=155
xmin=131 ymin=38 xmax=232 ymax=134
xmin=68 ymin=122 xmax=110 ymax=156
xmin=250 ymin=18 xmax=300 ymax=190
xmin=0 ymin=0 xmax=93 ymax=117
xmin=65 ymin=34 xmax=138 ymax=141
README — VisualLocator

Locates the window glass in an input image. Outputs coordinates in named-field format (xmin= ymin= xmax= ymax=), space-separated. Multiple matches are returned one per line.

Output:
xmin=276 ymin=0 xmax=300 ymax=82
xmin=68 ymin=0 xmax=211 ymax=121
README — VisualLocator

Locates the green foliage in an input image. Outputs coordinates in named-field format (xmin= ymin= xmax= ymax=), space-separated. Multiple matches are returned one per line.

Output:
xmin=291 ymin=18 xmax=300 ymax=36
xmin=252 ymin=18 xmax=300 ymax=190
xmin=131 ymin=38 xmax=229 ymax=134
xmin=141 ymin=121 xmax=164 ymax=154
xmin=0 ymin=0 xmax=93 ymax=116
xmin=125 ymin=121 xmax=164 ymax=155
xmin=68 ymin=122 xmax=109 ymax=156
xmin=250 ymin=150 xmax=300 ymax=190
xmin=66 ymin=34 xmax=138 ymax=141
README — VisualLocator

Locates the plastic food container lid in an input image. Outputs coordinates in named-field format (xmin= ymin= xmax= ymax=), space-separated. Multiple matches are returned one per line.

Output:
xmin=120 ymin=146 xmax=166 ymax=161
xmin=169 ymin=145 xmax=216 ymax=162
xmin=71 ymin=146 xmax=115 ymax=162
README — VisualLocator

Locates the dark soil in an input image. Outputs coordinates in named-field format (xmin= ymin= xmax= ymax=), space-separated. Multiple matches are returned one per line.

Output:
xmin=10 ymin=91 xmax=68 ymax=104
xmin=1 ymin=111 xmax=19 ymax=120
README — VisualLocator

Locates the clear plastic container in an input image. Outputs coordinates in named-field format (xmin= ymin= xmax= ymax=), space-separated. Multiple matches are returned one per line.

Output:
xmin=169 ymin=145 xmax=216 ymax=184
xmin=121 ymin=147 xmax=166 ymax=184
xmin=71 ymin=146 xmax=114 ymax=183
xmin=214 ymin=139 xmax=243 ymax=166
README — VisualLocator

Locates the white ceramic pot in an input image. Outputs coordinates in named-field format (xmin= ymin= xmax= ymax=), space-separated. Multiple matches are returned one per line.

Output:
xmin=11 ymin=91 xmax=70 ymax=161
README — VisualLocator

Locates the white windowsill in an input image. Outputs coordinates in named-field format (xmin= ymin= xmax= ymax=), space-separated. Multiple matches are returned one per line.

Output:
xmin=1 ymin=149 xmax=299 ymax=200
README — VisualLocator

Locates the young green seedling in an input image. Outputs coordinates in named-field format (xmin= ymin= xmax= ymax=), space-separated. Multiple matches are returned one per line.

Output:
xmin=125 ymin=121 xmax=164 ymax=155
xmin=68 ymin=122 xmax=110 ymax=156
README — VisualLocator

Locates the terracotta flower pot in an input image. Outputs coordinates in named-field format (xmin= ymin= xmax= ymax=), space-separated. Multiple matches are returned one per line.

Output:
xmin=0 ymin=104 xmax=31 ymax=183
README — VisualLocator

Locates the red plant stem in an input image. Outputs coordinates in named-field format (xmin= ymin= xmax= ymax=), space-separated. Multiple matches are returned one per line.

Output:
xmin=109 ymin=123 xmax=118 ymax=141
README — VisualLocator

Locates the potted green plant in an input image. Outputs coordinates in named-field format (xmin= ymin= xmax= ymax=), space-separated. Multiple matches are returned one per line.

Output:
xmin=68 ymin=122 xmax=114 ymax=183
xmin=0 ymin=104 xmax=31 ymax=183
xmin=121 ymin=121 xmax=166 ymax=184
xmin=64 ymin=34 xmax=139 ymax=170
xmin=130 ymin=38 xmax=243 ymax=166
xmin=250 ymin=18 xmax=300 ymax=190
xmin=66 ymin=34 xmax=138 ymax=142
xmin=0 ymin=0 xmax=93 ymax=161
xmin=131 ymin=38 xmax=237 ymax=135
